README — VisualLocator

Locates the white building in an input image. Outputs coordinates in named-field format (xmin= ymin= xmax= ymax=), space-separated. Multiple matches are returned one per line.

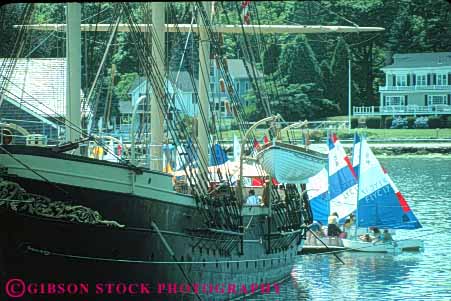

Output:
xmin=354 ymin=52 xmax=451 ymax=116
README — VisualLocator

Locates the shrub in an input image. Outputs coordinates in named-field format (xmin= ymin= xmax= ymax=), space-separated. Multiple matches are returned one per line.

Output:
xmin=413 ymin=116 xmax=429 ymax=128
xmin=351 ymin=117 xmax=358 ymax=129
xmin=390 ymin=116 xmax=408 ymax=129
xmin=366 ymin=117 xmax=382 ymax=129
xmin=309 ymin=130 xmax=325 ymax=142
xmin=384 ymin=117 xmax=393 ymax=129
xmin=428 ymin=116 xmax=442 ymax=128
xmin=445 ymin=116 xmax=451 ymax=128
xmin=407 ymin=116 xmax=416 ymax=128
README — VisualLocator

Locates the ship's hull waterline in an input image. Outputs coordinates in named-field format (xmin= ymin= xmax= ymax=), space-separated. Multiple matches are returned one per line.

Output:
xmin=0 ymin=145 xmax=302 ymax=300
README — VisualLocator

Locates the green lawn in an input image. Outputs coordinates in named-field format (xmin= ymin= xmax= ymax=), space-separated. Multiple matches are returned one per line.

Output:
xmin=219 ymin=128 xmax=451 ymax=141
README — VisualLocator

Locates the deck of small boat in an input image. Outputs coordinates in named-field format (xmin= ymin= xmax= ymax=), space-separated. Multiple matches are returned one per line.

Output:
xmin=298 ymin=235 xmax=346 ymax=254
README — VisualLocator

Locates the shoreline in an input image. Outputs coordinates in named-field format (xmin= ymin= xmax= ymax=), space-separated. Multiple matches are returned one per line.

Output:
xmin=308 ymin=141 xmax=451 ymax=156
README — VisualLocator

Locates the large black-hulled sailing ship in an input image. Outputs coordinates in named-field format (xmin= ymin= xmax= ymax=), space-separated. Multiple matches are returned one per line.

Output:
xmin=0 ymin=3 xmax=313 ymax=300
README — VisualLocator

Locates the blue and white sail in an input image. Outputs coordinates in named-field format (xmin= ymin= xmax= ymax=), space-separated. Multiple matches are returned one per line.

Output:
xmin=355 ymin=136 xmax=422 ymax=229
xmin=209 ymin=143 xmax=229 ymax=166
xmin=306 ymin=168 xmax=329 ymax=225
xmin=328 ymin=134 xmax=358 ymax=223
xmin=307 ymin=134 xmax=357 ymax=224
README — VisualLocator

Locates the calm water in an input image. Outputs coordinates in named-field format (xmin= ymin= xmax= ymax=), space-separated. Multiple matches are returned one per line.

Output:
xmin=252 ymin=156 xmax=451 ymax=300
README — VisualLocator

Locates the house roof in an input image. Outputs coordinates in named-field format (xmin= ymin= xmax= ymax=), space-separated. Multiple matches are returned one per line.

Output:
xmin=169 ymin=71 xmax=199 ymax=92
xmin=383 ymin=52 xmax=451 ymax=69
xmin=118 ymin=100 xmax=133 ymax=114
xmin=225 ymin=59 xmax=264 ymax=79
xmin=128 ymin=59 xmax=262 ymax=94
xmin=128 ymin=72 xmax=199 ymax=95
xmin=0 ymin=58 xmax=85 ymax=117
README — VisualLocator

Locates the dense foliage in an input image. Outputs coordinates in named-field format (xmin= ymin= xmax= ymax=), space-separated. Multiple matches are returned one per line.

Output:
xmin=1 ymin=1 xmax=450 ymax=123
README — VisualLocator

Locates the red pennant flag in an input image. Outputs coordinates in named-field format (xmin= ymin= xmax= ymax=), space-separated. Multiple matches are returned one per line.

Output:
xmin=253 ymin=137 xmax=260 ymax=150
xmin=241 ymin=1 xmax=251 ymax=25
xmin=271 ymin=178 xmax=279 ymax=185
xmin=263 ymin=135 xmax=270 ymax=144
xmin=252 ymin=177 xmax=264 ymax=186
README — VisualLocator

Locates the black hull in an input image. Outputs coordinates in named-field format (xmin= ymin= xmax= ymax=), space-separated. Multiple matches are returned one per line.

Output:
xmin=0 ymin=165 xmax=302 ymax=301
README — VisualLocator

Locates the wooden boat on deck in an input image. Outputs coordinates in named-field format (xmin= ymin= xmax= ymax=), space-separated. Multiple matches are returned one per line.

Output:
xmin=256 ymin=142 xmax=327 ymax=184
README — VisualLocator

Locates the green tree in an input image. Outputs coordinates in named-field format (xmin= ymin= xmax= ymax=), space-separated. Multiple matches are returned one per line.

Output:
xmin=261 ymin=41 xmax=280 ymax=75
xmin=330 ymin=37 xmax=350 ymax=114
xmin=281 ymin=35 xmax=323 ymax=86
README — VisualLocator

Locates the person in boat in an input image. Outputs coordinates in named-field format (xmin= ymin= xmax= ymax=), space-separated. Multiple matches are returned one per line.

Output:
xmin=343 ymin=217 xmax=352 ymax=232
xmin=360 ymin=233 xmax=372 ymax=242
xmin=327 ymin=212 xmax=342 ymax=237
xmin=261 ymin=180 xmax=270 ymax=206
xmin=246 ymin=189 xmax=259 ymax=205
xmin=370 ymin=227 xmax=382 ymax=242
xmin=381 ymin=229 xmax=393 ymax=242
xmin=307 ymin=220 xmax=323 ymax=243
xmin=309 ymin=220 xmax=323 ymax=235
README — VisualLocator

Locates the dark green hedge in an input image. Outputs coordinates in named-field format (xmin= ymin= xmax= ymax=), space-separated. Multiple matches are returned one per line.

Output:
xmin=428 ymin=116 xmax=442 ymax=128
xmin=384 ymin=117 xmax=393 ymax=129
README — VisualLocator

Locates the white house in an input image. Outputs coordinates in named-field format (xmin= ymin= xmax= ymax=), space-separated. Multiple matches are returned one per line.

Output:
xmin=353 ymin=52 xmax=451 ymax=116
xmin=123 ymin=59 xmax=263 ymax=122
xmin=0 ymin=58 xmax=86 ymax=141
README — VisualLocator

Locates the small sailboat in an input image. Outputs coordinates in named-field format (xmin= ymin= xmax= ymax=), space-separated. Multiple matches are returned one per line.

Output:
xmin=342 ymin=134 xmax=423 ymax=252
xmin=302 ymin=134 xmax=357 ymax=251
xmin=308 ymin=134 xmax=358 ymax=225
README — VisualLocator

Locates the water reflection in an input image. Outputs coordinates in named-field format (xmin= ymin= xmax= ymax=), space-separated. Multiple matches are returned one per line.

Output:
xmin=290 ymin=252 xmax=420 ymax=300
xmin=250 ymin=157 xmax=451 ymax=300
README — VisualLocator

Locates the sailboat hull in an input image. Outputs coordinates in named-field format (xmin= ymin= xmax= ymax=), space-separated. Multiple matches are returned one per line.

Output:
xmin=256 ymin=142 xmax=327 ymax=184
xmin=341 ymin=239 xmax=397 ymax=253
xmin=0 ymin=145 xmax=302 ymax=300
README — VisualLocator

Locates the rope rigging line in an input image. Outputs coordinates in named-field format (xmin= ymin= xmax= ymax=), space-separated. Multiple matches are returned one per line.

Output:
xmin=0 ymin=3 xmax=35 ymax=108
xmin=164 ymin=4 xmax=244 ymax=231
xmin=192 ymin=2 xmax=273 ymax=188
xmin=166 ymin=3 xmax=236 ymax=188
xmin=194 ymin=3 xmax=256 ymax=152
xmin=125 ymin=2 xmax=244 ymax=231
xmin=232 ymin=1 xmax=272 ymax=118
xmin=120 ymin=3 xmax=211 ymax=197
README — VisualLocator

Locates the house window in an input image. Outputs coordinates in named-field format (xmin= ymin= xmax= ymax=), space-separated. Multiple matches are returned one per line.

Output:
xmin=245 ymin=81 xmax=250 ymax=91
xmin=386 ymin=96 xmax=404 ymax=106
xmin=236 ymin=82 xmax=240 ymax=93
xmin=416 ymin=74 xmax=427 ymax=86
xmin=436 ymin=73 xmax=447 ymax=86
xmin=396 ymin=75 xmax=407 ymax=86
xmin=210 ymin=64 xmax=215 ymax=77
xmin=428 ymin=95 xmax=447 ymax=105
xmin=192 ymin=93 xmax=198 ymax=104
xmin=220 ymin=101 xmax=225 ymax=113
xmin=210 ymin=83 xmax=215 ymax=93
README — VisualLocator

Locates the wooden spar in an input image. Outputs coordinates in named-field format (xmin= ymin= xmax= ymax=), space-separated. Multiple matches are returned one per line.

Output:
xmin=150 ymin=2 xmax=165 ymax=171
xmin=197 ymin=2 xmax=211 ymax=190
xmin=65 ymin=4 xmax=81 ymax=147
xmin=15 ymin=24 xmax=385 ymax=34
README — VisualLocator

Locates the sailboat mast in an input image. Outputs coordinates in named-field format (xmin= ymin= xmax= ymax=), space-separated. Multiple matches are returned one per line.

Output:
xmin=197 ymin=2 xmax=212 ymax=174
xmin=150 ymin=2 xmax=165 ymax=171
xmin=65 ymin=3 xmax=81 ymax=145
xmin=355 ymin=133 xmax=363 ymax=237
